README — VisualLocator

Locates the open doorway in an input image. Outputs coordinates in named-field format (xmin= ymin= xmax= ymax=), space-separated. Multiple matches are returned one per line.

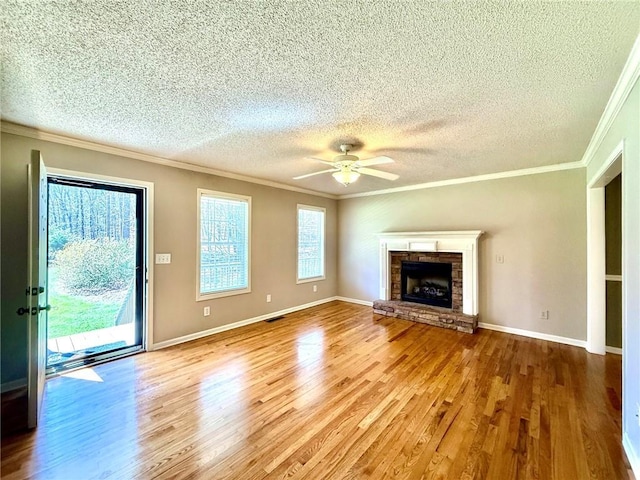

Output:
xmin=605 ymin=173 xmax=623 ymax=355
xmin=586 ymin=143 xmax=623 ymax=355
xmin=45 ymin=176 xmax=146 ymax=373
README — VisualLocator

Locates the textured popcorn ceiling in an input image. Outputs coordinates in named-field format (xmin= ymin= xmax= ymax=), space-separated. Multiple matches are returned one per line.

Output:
xmin=2 ymin=2 xmax=639 ymax=195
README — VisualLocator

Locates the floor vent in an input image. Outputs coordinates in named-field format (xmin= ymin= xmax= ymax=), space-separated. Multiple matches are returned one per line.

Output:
xmin=264 ymin=315 xmax=285 ymax=323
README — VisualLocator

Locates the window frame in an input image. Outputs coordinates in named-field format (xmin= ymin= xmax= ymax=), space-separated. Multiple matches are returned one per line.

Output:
xmin=296 ymin=204 xmax=326 ymax=284
xmin=196 ymin=188 xmax=252 ymax=301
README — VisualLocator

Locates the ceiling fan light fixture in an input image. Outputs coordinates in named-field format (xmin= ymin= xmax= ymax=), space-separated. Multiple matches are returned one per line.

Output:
xmin=295 ymin=142 xmax=397 ymax=185
xmin=332 ymin=170 xmax=360 ymax=186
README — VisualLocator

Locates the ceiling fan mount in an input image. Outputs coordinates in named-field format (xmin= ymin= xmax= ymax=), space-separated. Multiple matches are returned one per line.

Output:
xmin=338 ymin=143 xmax=354 ymax=154
xmin=293 ymin=143 xmax=399 ymax=186
xmin=331 ymin=144 xmax=359 ymax=165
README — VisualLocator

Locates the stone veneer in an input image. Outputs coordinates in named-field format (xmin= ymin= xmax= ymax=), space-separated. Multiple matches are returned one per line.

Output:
xmin=376 ymin=250 xmax=477 ymax=334
xmin=373 ymin=300 xmax=478 ymax=334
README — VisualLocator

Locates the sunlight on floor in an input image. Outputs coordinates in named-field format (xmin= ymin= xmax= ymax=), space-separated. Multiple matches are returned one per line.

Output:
xmin=61 ymin=368 xmax=104 ymax=382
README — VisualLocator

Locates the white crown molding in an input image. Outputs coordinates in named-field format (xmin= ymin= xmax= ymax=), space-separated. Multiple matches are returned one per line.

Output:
xmin=4 ymin=36 xmax=638 ymax=201
xmin=338 ymin=161 xmax=584 ymax=199
xmin=2 ymin=120 xmax=588 ymax=201
xmin=478 ymin=322 xmax=586 ymax=348
xmin=0 ymin=121 xmax=338 ymax=200
xmin=581 ymin=33 xmax=640 ymax=167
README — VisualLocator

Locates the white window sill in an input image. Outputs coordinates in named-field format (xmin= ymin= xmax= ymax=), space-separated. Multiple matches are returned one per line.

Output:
xmin=296 ymin=276 xmax=325 ymax=285
xmin=197 ymin=287 xmax=251 ymax=301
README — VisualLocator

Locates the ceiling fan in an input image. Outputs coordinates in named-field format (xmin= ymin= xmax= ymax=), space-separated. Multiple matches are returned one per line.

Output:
xmin=293 ymin=144 xmax=399 ymax=186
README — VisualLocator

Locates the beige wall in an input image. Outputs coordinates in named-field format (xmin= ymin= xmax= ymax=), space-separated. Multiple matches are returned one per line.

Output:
xmin=1 ymin=133 xmax=338 ymax=383
xmin=338 ymin=168 xmax=587 ymax=340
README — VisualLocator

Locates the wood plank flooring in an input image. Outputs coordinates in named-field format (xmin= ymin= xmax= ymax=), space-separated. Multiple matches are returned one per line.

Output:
xmin=0 ymin=301 xmax=632 ymax=479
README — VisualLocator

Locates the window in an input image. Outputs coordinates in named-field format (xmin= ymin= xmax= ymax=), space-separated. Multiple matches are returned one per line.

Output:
xmin=197 ymin=189 xmax=251 ymax=300
xmin=297 ymin=205 xmax=325 ymax=282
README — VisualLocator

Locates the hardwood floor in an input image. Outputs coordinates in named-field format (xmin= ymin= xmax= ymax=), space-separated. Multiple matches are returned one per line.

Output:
xmin=1 ymin=301 xmax=631 ymax=479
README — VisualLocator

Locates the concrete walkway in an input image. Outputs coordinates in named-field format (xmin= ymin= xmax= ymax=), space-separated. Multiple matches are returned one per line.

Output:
xmin=47 ymin=324 xmax=135 ymax=357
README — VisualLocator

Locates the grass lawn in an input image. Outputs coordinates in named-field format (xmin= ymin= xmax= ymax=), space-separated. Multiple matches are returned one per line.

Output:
xmin=47 ymin=267 xmax=122 ymax=339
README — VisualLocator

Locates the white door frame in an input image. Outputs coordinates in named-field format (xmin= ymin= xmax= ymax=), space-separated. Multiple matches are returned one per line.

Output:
xmin=27 ymin=151 xmax=48 ymax=428
xmin=47 ymin=167 xmax=155 ymax=352
xmin=586 ymin=141 xmax=623 ymax=354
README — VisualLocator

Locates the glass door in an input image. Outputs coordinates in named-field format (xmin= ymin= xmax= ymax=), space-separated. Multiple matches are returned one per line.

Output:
xmin=46 ymin=176 xmax=145 ymax=373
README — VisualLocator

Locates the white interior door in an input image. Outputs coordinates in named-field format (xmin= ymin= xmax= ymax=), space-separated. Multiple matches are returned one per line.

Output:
xmin=27 ymin=150 xmax=49 ymax=428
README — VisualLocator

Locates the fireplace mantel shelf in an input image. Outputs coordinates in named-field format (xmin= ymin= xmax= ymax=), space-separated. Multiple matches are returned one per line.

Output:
xmin=378 ymin=230 xmax=483 ymax=316
xmin=378 ymin=231 xmax=483 ymax=244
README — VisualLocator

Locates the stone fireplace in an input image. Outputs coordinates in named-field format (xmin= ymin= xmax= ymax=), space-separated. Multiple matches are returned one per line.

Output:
xmin=373 ymin=231 xmax=482 ymax=333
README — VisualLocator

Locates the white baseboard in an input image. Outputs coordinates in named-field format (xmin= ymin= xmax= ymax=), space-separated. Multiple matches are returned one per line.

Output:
xmin=623 ymin=433 xmax=640 ymax=478
xmin=1 ymin=378 xmax=27 ymax=393
xmin=151 ymin=302 xmax=597 ymax=353
xmin=606 ymin=345 xmax=623 ymax=355
xmin=151 ymin=296 xmax=340 ymax=350
xmin=478 ymin=322 xmax=586 ymax=348
xmin=335 ymin=296 xmax=374 ymax=307
xmin=334 ymin=304 xmax=588 ymax=349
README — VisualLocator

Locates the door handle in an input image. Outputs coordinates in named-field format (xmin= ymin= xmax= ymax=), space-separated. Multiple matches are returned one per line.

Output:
xmin=30 ymin=305 xmax=51 ymax=315
xmin=17 ymin=305 xmax=50 ymax=316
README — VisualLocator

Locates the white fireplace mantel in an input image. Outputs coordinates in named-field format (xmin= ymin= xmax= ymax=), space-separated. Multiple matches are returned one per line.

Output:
xmin=378 ymin=231 xmax=483 ymax=316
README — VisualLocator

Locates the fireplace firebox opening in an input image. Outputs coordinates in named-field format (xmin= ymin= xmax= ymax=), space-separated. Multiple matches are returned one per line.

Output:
xmin=401 ymin=261 xmax=453 ymax=309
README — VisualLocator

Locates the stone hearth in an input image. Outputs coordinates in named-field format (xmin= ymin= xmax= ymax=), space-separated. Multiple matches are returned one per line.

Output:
xmin=373 ymin=300 xmax=478 ymax=334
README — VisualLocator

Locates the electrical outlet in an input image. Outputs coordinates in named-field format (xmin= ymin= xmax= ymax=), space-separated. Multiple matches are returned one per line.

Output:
xmin=313 ymin=285 xmax=317 ymax=292
xmin=203 ymin=306 xmax=210 ymax=317
xmin=155 ymin=253 xmax=171 ymax=264
xmin=266 ymin=294 xmax=272 ymax=303
xmin=540 ymin=310 xmax=549 ymax=320
xmin=496 ymin=254 xmax=504 ymax=264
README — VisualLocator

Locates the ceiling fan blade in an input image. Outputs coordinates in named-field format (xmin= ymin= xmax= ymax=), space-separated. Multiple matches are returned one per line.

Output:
xmin=357 ymin=167 xmax=399 ymax=181
xmin=356 ymin=156 xmax=394 ymax=167
xmin=293 ymin=168 xmax=337 ymax=180
xmin=371 ymin=147 xmax=434 ymax=155
xmin=304 ymin=157 xmax=336 ymax=166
